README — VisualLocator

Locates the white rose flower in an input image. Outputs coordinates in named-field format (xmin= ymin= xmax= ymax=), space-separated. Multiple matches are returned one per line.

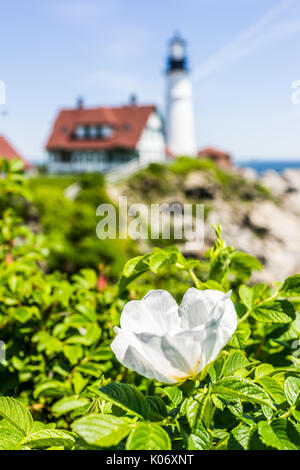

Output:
xmin=111 ymin=288 xmax=237 ymax=384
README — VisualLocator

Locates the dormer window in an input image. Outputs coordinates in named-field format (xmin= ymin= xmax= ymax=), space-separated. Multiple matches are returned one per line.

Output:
xmin=74 ymin=124 xmax=114 ymax=140
xmin=99 ymin=125 xmax=113 ymax=139
xmin=89 ymin=125 xmax=98 ymax=139
xmin=75 ymin=125 xmax=86 ymax=139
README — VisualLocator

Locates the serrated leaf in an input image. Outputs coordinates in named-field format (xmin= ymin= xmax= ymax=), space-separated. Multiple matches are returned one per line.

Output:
xmin=149 ymin=251 xmax=178 ymax=274
xmin=227 ymin=323 xmax=251 ymax=349
xmin=208 ymin=356 xmax=225 ymax=383
xmin=254 ymin=364 xmax=275 ymax=380
xmin=212 ymin=377 xmax=274 ymax=408
xmin=239 ymin=286 xmax=254 ymax=309
xmin=118 ymin=254 xmax=151 ymax=293
xmin=0 ymin=397 xmax=33 ymax=436
xmin=229 ymin=424 xmax=253 ymax=450
xmin=280 ymin=275 xmax=300 ymax=296
xmin=188 ymin=424 xmax=211 ymax=450
xmin=98 ymin=383 xmax=148 ymax=419
xmin=146 ymin=396 xmax=167 ymax=422
xmin=223 ymin=351 xmax=249 ymax=377
xmin=257 ymin=376 xmax=285 ymax=404
xmin=20 ymin=429 xmax=75 ymax=449
xmin=0 ymin=426 xmax=25 ymax=450
xmin=163 ymin=386 xmax=183 ymax=406
xmin=239 ymin=284 xmax=266 ymax=309
xmin=185 ymin=392 xmax=213 ymax=429
xmin=126 ymin=423 xmax=171 ymax=450
xmin=252 ymin=300 xmax=295 ymax=323
xmin=258 ymin=419 xmax=300 ymax=450
xmin=230 ymin=252 xmax=262 ymax=281
xmin=72 ymin=414 xmax=130 ymax=448
xmin=284 ymin=376 xmax=300 ymax=406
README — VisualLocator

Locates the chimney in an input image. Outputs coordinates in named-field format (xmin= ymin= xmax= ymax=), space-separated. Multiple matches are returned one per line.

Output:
xmin=129 ymin=93 xmax=137 ymax=107
xmin=76 ymin=96 xmax=84 ymax=109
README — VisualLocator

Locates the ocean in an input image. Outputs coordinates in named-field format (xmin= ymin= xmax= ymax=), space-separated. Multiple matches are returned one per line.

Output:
xmin=236 ymin=160 xmax=300 ymax=175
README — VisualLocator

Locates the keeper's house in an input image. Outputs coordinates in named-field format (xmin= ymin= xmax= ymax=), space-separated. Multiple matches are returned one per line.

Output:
xmin=46 ymin=99 xmax=166 ymax=174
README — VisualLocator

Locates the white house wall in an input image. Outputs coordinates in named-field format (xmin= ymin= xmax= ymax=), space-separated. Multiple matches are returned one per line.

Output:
xmin=136 ymin=112 xmax=166 ymax=166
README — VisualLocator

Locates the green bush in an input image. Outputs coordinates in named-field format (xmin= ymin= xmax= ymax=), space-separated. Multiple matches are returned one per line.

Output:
xmin=28 ymin=174 xmax=136 ymax=276
xmin=0 ymin=158 xmax=299 ymax=450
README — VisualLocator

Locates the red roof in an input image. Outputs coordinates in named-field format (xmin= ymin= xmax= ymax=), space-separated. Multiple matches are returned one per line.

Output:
xmin=198 ymin=147 xmax=231 ymax=159
xmin=0 ymin=135 xmax=31 ymax=169
xmin=46 ymin=105 xmax=156 ymax=151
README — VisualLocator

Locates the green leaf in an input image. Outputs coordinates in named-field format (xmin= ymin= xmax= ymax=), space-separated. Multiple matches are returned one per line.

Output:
xmin=230 ymin=252 xmax=262 ymax=281
xmin=280 ymin=274 xmax=300 ymax=296
xmin=20 ymin=429 xmax=75 ymax=449
xmin=212 ymin=377 xmax=274 ymax=408
xmin=149 ymin=250 xmax=178 ymax=274
xmin=258 ymin=419 xmax=300 ymax=450
xmin=163 ymin=386 xmax=183 ymax=406
xmin=292 ymin=409 xmax=300 ymax=423
xmin=76 ymin=362 xmax=102 ymax=378
xmin=227 ymin=323 xmax=251 ymax=349
xmin=229 ymin=424 xmax=253 ymax=450
xmin=72 ymin=414 xmax=130 ymax=448
xmin=52 ymin=396 xmax=89 ymax=417
xmin=188 ymin=424 xmax=211 ymax=450
xmin=118 ymin=254 xmax=151 ymax=293
xmin=257 ymin=376 xmax=285 ymax=404
xmin=284 ymin=376 xmax=300 ymax=406
xmin=208 ymin=356 xmax=226 ymax=383
xmin=186 ymin=392 xmax=211 ymax=429
xmin=34 ymin=380 xmax=73 ymax=398
xmin=254 ymin=364 xmax=275 ymax=380
xmin=13 ymin=306 xmax=34 ymax=323
xmin=223 ymin=351 xmax=249 ymax=377
xmin=0 ymin=397 xmax=33 ymax=436
xmin=239 ymin=285 xmax=253 ymax=309
xmin=239 ymin=284 xmax=266 ymax=309
xmin=126 ymin=423 xmax=171 ymax=450
xmin=252 ymin=300 xmax=295 ymax=324
xmin=98 ymin=383 xmax=148 ymax=419
xmin=63 ymin=344 xmax=83 ymax=365
xmin=0 ymin=426 xmax=25 ymax=450
xmin=146 ymin=396 xmax=168 ymax=422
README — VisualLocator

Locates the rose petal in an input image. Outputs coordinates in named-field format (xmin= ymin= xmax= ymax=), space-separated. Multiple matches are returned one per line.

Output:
xmin=120 ymin=290 xmax=180 ymax=335
xmin=179 ymin=288 xmax=226 ymax=329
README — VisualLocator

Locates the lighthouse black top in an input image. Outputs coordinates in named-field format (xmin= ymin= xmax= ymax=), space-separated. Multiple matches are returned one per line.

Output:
xmin=166 ymin=34 xmax=188 ymax=72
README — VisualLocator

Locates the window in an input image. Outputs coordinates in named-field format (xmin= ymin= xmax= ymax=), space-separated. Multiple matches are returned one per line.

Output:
xmin=75 ymin=125 xmax=86 ymax=139
xmin=74 ymin=124 xmax=114 ymax=140
xmin=99 ymin=125 xmax=113 ymax=139
xmin=89 ymin=125 xmax=98 ymax=139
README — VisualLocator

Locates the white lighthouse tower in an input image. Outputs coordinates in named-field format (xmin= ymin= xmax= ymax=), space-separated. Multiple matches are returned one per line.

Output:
xmin=165 ymin=34 xmax=197 ymax=157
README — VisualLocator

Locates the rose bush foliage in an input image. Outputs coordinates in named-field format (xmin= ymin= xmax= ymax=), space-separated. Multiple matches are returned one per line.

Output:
xmin=0 ymin=158 xmax=300 ymax=450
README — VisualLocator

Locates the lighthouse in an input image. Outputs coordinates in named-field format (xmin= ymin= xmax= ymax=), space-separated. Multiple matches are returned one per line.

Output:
xmin=165 ymin=34 xmax=197 ymax=157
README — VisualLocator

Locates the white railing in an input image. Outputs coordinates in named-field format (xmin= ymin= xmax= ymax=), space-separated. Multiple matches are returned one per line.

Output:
xmin=48 ymin=160 xmax=132 ymax=174
xmin=105 ymin=159 xmax=142 ymax=183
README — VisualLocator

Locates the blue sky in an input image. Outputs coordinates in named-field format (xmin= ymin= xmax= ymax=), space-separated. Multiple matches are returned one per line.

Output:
xmin=0 ymin=0 xmax=300 ymax=162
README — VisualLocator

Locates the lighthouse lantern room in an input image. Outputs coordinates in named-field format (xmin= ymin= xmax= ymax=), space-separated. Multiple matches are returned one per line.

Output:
xmin=165 ymin=34 xmax=197 ymax=157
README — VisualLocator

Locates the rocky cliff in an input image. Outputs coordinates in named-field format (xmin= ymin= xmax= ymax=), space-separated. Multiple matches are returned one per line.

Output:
xmin=108 ymin=158 xmax=300 ymax=283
